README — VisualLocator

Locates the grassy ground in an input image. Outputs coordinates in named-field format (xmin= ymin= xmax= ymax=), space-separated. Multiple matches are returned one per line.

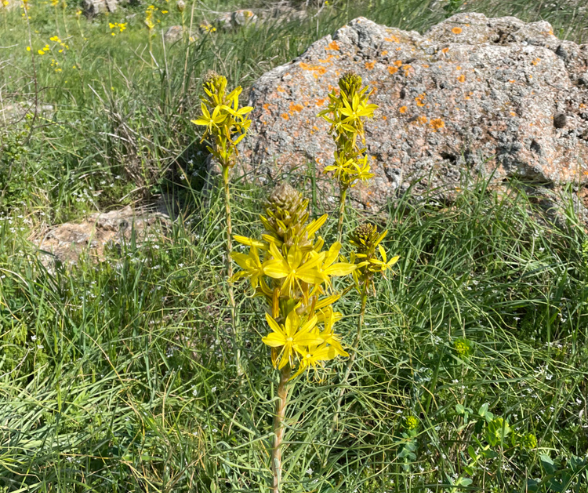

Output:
xmin=1 ymin=0 xmax=588 ymax=491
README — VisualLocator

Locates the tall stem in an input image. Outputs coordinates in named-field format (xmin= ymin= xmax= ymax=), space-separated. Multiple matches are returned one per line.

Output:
xmin=271 ymin=365 xmax=291 ymax=493
xmin=333 ymin=282 xmax=368 ymax=426
xmin=337 ymin=185 xmax=348 ymax=243
xmin=222 ymin=166 xmax=240 ymax=373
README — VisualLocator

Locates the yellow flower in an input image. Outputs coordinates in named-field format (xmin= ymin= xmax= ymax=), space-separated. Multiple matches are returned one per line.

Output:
xmin=264 ymin=243 xmax=325 ymax=297
xmin=292 ymin=344 xmax=337 ymax=378
xmin=191 ymin=102 xmax=227 ymax=137
xmin=230 ymin=246 xmax=264 ymax=289
xmin=262 ymin=311 xmax=323 ymax=369
xmin=317 ymin=306 xmax=348 ymax=357
xmin=368 ymin=245 xmax=400 ymax=275
xmin=315 ymin=241 xmax=356 ymax=287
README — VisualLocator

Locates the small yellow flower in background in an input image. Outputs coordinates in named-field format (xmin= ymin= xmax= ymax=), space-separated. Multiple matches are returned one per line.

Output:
xmin=200 ymin=22 xmax=216 ymax=33
xmin=26 ymin=46 xmax=31 ymax=51
xmin=109 ymin=22 xmax=127 ymax=35
xmin=161 ymin=9 xmax=167 ymax=13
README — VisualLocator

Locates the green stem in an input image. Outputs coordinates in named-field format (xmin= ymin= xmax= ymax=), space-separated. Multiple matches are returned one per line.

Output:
xmin=222 ymin=166 xmax=240 ymax=374
xmin=333 ymin=282 xmax=368 ymax=425
xmin=271 ymin=365 xmax=291 ymax=493
xmin=337 ymin=185 xmax=348 ymax=244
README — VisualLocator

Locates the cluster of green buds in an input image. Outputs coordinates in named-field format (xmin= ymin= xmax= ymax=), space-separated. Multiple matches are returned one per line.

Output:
xmin=231 ymin=183 xmax=356 ymax=378
xmin=192 ymin=71 xmax=253 ymax=170
xmin=318 ymin=72 xmax=378 ymax=188
xmin=348 ymin=222 xmax=399 ymax=294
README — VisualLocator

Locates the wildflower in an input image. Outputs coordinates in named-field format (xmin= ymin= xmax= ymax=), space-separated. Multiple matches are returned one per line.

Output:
xmin=263 ymin=311 xmax=324 ymax=369
xmin=453 ymin=338 xmax=472 ymax=357
xmin=403 ymin=415 xmax=419 ymax=430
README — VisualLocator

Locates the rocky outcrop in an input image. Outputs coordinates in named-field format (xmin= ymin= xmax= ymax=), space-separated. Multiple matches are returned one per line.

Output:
xmin=35 ymin=207 xmax=169 ymax=268
xmin=237 ymin=13 xmax=588 ymax=211
xmin=82 ymin=0 xmax=120 ymax=16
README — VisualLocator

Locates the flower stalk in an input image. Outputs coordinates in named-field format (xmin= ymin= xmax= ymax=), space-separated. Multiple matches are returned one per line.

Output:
xmin=271 ymin=364 xmax=291 ymax=493
xmin=192 ymin=72 xmax=252 ymax=374
xmin=334 ymin=223 xmax=399 ymax=424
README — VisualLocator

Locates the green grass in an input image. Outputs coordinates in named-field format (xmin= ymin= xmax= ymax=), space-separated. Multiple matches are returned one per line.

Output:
xmin=2 ymin=0 xmax=588 ymax=491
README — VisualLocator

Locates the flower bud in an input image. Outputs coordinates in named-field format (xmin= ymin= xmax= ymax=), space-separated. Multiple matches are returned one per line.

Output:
xmin=176 ymin=0 xmax=185 ymax=12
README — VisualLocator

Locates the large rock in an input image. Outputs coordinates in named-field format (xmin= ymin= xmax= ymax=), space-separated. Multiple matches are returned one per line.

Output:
xmin=238 ymin=14 xmax=588 ymax=210
xmin=82 ymin=0 xmax=118 ymax=17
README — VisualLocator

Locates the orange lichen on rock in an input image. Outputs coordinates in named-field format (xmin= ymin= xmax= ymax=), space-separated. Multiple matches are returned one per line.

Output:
xmin=452 ymin=26 xmax=463 ymax=34
xmin=365 ymin=61 xmax=376 ymax=70
xmin=281 ymin=113 xmax=290 ymax=120
xmin=385 ymin=35 xmax=400 ymax=42
xmin=531 ymin=58 xmax=541 ymax=66
xmin=415 ymin=115 xmax=428 ymax=125
xmin=388 ymin=66 xmax=399 ymax=74
xmin=316 ymin=98 xmax=327 ymax=106
xmin=381 ymin=50 xmax=388 ymax=56
xmin=415 ymin=93 xmax=426 ymax=107
xmin=399 ymin=106 xmax=407 ymax=114
xmin=441 ymin=47 xmax=449 ymax=54
xmin=457 ymin=74 xmax=466 ymax=83
xmin=289 ymin=102 xmax=304 ymax=113
xmin=299 ymin=62 xmax=327 ymax=76
xmin=430 ymin=118 xmax=445 ymax=131
xmin=326 ymin=40 xmax=340 ymax=51
xmin=394 ymin=60 xmax=403 ymax=66
xmin=263 ymin=103 xmax=270 ymax=111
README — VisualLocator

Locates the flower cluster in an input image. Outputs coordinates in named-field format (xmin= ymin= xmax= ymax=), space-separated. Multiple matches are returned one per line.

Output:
xmin=231 ymin=183 xmax=356 ymax=377
xmin=318 ymin=72 xmax=378 ymax=188
xmin=109 ymin=22 xmax=127 ymax=36
xmin=191 ymin=71 xmax=252 ymax=169
xmin=348 ymin=222 xmax=399 ymax=293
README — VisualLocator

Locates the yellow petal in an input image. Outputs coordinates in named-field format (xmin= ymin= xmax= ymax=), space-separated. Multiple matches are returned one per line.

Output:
xmin=262 ymin=333 xmax=286 ymax=347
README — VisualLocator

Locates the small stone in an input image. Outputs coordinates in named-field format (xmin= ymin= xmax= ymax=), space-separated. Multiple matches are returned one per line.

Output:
xmin=554 ymin=113 xmax=567 ymax=129
xmin=164 ymin=25 xmax=184 ymax=44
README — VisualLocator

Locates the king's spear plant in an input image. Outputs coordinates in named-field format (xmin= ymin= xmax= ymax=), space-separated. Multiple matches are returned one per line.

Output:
xmin=318 ymin=72 xmax=378 ymax=241
xmin=334 ymin=223 xmax=399 ymax=423
xmin=192 ymin=72 xmax=252 ymax=372
xmin=231 ymin=183 xmax=356 ymax=492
